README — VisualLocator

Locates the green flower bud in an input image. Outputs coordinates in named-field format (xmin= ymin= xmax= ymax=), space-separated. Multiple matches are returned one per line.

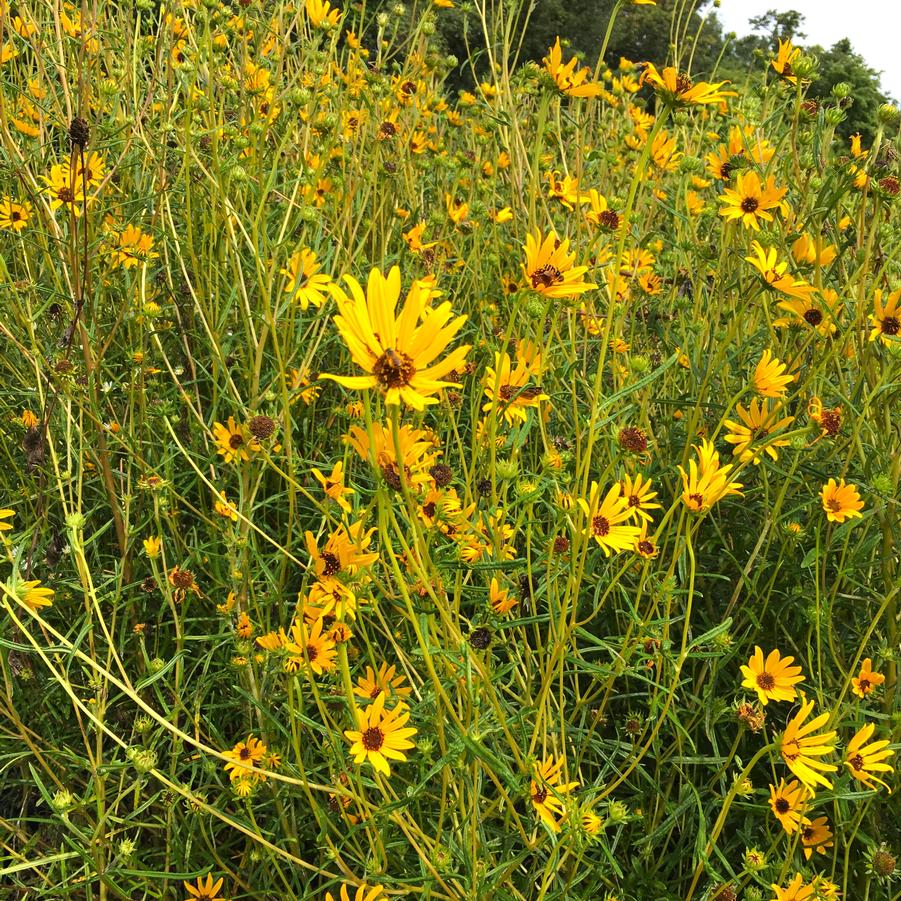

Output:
xmin=51 ymin=788 xmax=76 ymax=813
xmin=871 ymin=473 xmax=894 ymax=495
xmin=877 ymin=103 xmax=901 ymax=126
xmin=135 ymin=714 xmax=153 ymax=734
xmin=119 ymin=837 xmax=137 ymax=857
xmin=495 ymin=459 xmax=519 ymax=482
xmin=793 ymin=54 xmax=818 ymax=79
xmin=66 ymin=511 xmax=86 ymax=531
xmin=433 ymin=845 xmax=452 ymax=873
xmin=606 ymin=800 xmax=629 ymax=824
xmin=127 ymin=746 xmax=158 ymax=774
xmin=831 ymin=81 xmax=852 ymax=99
xmin=743 ymin=847 xmax=767 ymax=872
xmin=515 ymin=479 xmax=541 ymax=502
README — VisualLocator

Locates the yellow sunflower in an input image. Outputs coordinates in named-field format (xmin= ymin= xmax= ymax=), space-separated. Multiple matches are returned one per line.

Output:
xmin=530 ymin=755 xmax=579 ymax=833
xmin=0 ymin=198 xmax=32 ymax=232
xmin=740 ymin=646 xmax=804 ymax=705
xmin=325 ymin=884 xmax=385 ymax=901
xmin=321 ymin=266 xmax=470 ymax=410
xmin=344 ymin=690 xmax=417 ymax=776
xmin=284 ymin=616 xmax=337 ymax=675
xmin=780 ymin=696 xmax=837 ymax=790
xmin=771 ymin=874 xmax=816 ymax=901
xmin=522 ymin=230 xmax=596 ymax=298
xmin=354 ymin=662 xmax=411 ymax=702
xmin=745 ymin=241 xmax=817 ymax=303
xmin=222 ymin=735 xmax=267 ymax=782
xmin=281 ymin=248 xmax=334 ymax=310
xmin=851 ymin=658 xmax=885 ymax=699
xmin=869 ymin=288 xmax=901 ymax=344
xmin=183 ymin=874 xmax=227 ymax=901
xmin=212 ymin=417 xmax=260 ymax=464
xmin=719 ymin=171 xmax=786 ymax=230
xmin=723 ymin=398 xmax=794 ymax=464
xmin=482 ymin=344 xmax=548 ymax=426
xmin=578 ymin=482 xmax=642 ymax=556
xmin=767 ymin=778 xmax=810 ymax=834
xmin=639 ymin=63 xmax=736 ymax=106
xmin=844 ymin=722 xmax=895 ymax=791
xmin=678 ymin=439 xmax=743 ymax=512
xmin=543 ymin=38 xmax=603 ymax=98
xmin=820 ymin=478 xmax=864 ymax=523
xmin=801 ymin=816 xmax=833 ymax=860
xmin=753 ymin=349 xmax=794 ymax=398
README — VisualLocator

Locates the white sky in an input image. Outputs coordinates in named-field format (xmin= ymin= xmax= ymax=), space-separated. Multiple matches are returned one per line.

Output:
xmin=714 ymin=0 xmax=901 ymax=100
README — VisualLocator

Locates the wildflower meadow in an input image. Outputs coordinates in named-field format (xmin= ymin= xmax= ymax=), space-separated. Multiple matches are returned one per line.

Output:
xmin=0 ymin=0 xmax=898 ymax=899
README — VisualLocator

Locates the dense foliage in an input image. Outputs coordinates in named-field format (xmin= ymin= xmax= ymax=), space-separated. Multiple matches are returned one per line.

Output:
xmin=0 ymin=1 xmax=898 ymax=900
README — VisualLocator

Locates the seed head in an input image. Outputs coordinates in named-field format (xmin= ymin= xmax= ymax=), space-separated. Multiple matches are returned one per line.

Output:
xmin=69 ymin=116 xmax=90 ymax=149
xmin=248 ymin=415 xmax=276 ymax=440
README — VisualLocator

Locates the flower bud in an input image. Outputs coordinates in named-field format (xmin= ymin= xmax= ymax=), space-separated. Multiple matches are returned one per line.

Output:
xmin=831 ymin=81 xmax=852 ymax=99
xmin=877 ymin=103 xmax=901 ymax=126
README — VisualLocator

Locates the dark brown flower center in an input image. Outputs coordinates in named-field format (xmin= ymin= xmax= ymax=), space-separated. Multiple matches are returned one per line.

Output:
xmin=229 ymin=433 xmax=245 ymax=449
xmin=306 ymin=644 xmax=318 ymax=662
xmin=239 ymin=747 xmax=252 ymax=760
xmin=848 ymin=753 xmax=864 ymax=771
xmin=675 ymin=73 xmax=693 ymax=94
xmin=171 ymin=569 xmax=194 ymax=589
xmin=530 ymin=264 xmax=564 ymax=290
xmin=618 ymin=426 xmax=648 ymax=452
xmin=373 ymin=348 xmax=416 ymax=389
xmin=881 ymin=315 xmax=900 ymax=336
xmin=774 ymin=798 xmax=790 ymax=815
xmin=858 ymin=678 xmax=871 ymax=692
xmin=321 ymin=552 xmax=341 ymax=576
xmin=689 ymin=492 xmax=705 ymax=508
xmin=592 ymin=515 xmax=610 ymax=537
xmin=532 ymin=786 xmax=548 ymax=805
xmin=637 ymin=540 xmax=655 ymax=556
xmin=362 ymin=726 xmax=385 ymax=751
xmin=826 ymin=498 xmax=842 ymax=513
xmin=803 ymin=308 xmax=824 ymax=326
xmin=802 ymin=826 xmax=814 ymax=841
xmin=740 ymin=197 xmax=759 ymax=213
xmin=819 ymin=410 xmax=842 ymax=436
xmin=756 ymin=671 xmax=775 ymax=691
xmin=599 ymin=209 xmax=620 ymax=229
